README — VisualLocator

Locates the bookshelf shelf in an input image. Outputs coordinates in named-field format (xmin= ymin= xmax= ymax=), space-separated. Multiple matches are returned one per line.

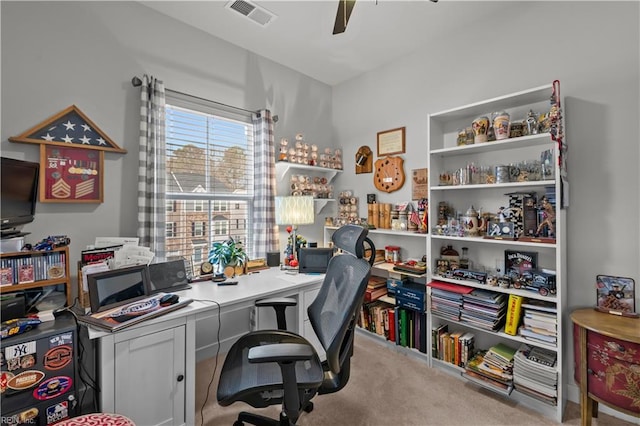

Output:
xmin=427 ymin=82 xmax=567 ymax=423
xmin=0 ymin=246 xmax=72 ymax=307
xmin=430 ymin=276 xmax=558 ymax=303
xmin=430 ymin=313 xmax=558 ymax=352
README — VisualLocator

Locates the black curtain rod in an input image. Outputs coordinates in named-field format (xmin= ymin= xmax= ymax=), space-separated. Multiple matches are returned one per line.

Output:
xmin=131 ymin=75 xmax=261 ymax=117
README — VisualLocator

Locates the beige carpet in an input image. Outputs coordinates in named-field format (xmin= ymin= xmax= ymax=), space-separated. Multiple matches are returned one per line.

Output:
xmin=195 ymin=333 xmax=635 ymax=426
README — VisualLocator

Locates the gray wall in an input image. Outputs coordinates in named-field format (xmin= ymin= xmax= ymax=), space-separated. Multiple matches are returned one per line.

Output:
xmin=2 ymin=1 xmax=639 ymax=420
xmin=331 ymin=1 xmax=639 ymax=418
xmin=1 ymin=1 xmax=332 ymax=261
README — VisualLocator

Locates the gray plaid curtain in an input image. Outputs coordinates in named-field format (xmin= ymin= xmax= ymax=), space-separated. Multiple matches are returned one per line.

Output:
xmin=252 ymin=109 xmax=278 ymax=257
xmin=137 ymin=75 xmax=166 ymax=259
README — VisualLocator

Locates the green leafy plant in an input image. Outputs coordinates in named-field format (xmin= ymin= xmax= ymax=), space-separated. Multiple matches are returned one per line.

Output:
xmin=208 ymin=238 xmax=248 ymax=269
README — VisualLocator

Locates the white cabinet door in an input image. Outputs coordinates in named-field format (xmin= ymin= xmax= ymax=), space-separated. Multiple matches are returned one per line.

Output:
xmin=114 ymin=325 xmax=186 ymax=426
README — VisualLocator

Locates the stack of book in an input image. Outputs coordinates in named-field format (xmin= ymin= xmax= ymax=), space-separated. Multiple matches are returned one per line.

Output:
xmin=364 ymin=276 xmax=389 ymax=303
xmin=513 ymin=344 xmax=558 ymax=405
xmin=460 ymin=289 xmax=507 ymax=331
xmin=429 ymin=281 xmax=473 ymax=322
xmin=463 ymin=343 xmax=516 ymax=395
xmin=518 ymin=299 xmax=557 ymax=346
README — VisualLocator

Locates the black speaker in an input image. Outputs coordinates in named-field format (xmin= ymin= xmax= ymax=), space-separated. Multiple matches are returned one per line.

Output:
xmin=1 ymin=293 xmax=26 ymax=321
xmin=266 ymin=251 xmax=280 ymax=267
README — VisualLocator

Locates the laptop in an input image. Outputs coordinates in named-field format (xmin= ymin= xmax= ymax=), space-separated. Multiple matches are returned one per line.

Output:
xmin=148 ymin=259 xmax=192 ymax=294
xmin=79 ymin=264 xmax=192 ymax=332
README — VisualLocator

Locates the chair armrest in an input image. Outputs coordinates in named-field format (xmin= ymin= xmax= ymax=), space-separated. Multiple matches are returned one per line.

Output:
xmin=255 ymin=297 xmax=297 ymax=308
xmin=255 ymin=297 xmax=297 ymax=330
xmin=248 ymin=343 xmax=314 ymax=364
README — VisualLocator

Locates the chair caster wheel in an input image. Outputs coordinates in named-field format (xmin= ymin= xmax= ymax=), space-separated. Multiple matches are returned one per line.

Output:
xmin=233 ymin=421 xmax=244 ymax=426
xmin=304 ymin=402 xmax=314 ymax=413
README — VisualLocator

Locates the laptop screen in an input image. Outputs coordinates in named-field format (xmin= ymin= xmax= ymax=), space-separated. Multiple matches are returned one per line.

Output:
xmin=87 ymin=264 xmax=151 ymax=313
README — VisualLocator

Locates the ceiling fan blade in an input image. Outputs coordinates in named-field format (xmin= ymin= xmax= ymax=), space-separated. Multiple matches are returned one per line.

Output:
xmin=333 ymin=0 xmax=356 ymax=35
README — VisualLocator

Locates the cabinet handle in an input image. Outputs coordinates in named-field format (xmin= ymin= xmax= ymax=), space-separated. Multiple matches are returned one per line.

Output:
xmin=177 ymin=374 xmax=184 ymax=382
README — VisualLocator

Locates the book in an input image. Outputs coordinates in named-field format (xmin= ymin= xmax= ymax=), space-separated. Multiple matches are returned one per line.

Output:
xmin=504 ymin=294 xmax=524 ymax=336
xmin=488 ymin=342 xmax=517 ymax=363
xmin=526 ymin=346 xmax=557 ymax=368
xmin=521 ymin=299 xmax=557 ymax=313
xmin=387 ymin=308 xmax=396 ymax=342
xmin=432 ymin=323 xmax=448 ymax=358
xmin=367 ymin=275 xmax=387 ymax=289
xmin=364 ymin=286 xmax=388 ymax=302
xmin=0 ymin=267 xmax=13 ymax=286
xmin=18 ymin=263 xmax=35 ymax=283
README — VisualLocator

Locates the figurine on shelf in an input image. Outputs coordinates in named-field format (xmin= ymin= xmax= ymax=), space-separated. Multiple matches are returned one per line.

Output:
xmin=279 ymin=138 xmax=289 ymax=162
xmin=536 ymin=196 xmax=556 ymax=237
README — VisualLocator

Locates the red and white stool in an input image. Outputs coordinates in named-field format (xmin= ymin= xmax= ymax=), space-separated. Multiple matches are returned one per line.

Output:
xmin=56 ymin=413 xmax=136 ymax=425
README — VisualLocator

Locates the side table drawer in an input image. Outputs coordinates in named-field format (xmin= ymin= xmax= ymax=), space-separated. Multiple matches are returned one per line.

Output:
xmin=587 ymin=330 xmax=640 ymax=364
xmin=573 ymin=323 xmax=640 ymax=415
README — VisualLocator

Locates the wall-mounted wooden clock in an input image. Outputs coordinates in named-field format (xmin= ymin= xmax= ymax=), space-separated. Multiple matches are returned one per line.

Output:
xmin=374 ymin=155 xmax=406 ymax=193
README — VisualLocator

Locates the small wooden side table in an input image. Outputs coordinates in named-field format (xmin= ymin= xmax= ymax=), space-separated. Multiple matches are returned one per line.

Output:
xmin=571 ymin=308 xmax=640 ymax=426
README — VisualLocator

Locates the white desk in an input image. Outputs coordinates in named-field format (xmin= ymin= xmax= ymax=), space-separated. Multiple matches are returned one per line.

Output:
xmin=88 ymin=268 xmax=324 ymax=426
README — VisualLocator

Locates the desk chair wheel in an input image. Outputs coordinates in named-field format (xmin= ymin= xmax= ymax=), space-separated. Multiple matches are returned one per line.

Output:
xmin=303 ymin=401 xmax=314 ymax=413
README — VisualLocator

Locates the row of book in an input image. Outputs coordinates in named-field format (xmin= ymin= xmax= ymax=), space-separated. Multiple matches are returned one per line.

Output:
xmin=505 ymin=295 xmax=557 ymax=346
xmin=513 ymin=344 xmax=558 ymax=405
xmin=358 ymin=301 xmax=427 ymax=353
xmin=432 ymin=323 xmax=475 ymax=367
xmin=0 ymin=251 xmax=66 ymax=285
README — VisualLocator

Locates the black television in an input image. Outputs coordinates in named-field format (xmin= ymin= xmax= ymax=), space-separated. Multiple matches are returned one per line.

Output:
xmin=1 ymin=157 xmax=39 ymax=237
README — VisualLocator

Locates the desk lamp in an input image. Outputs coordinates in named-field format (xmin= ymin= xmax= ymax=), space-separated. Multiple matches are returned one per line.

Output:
xmin=275 ymin=196 xmax=314 ymax=264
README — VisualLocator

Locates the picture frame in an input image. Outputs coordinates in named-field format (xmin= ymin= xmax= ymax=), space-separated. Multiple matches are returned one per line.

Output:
xmin=40 ymin=144 xmax=104 ymax=203
xmin=485 ymin=221 xmax=515 ymax=239
xmin=595 ymin=275 xmax=637 ymax=317
xmin=377 ymin=127 xmax=405 ymax=156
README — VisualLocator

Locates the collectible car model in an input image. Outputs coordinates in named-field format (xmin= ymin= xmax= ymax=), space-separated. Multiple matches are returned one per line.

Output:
xmin=512 ymin=269 xmax=556 ymax=296
xmin=1 ymin=317 xmax=41 ymax=339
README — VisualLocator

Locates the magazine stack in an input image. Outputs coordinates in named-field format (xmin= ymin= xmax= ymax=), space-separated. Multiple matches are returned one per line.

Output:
xmin=513 ymin=344 xmax=558 ymax=405
xmin=460 ymin=289 xmax=507 ymax=331
xmin=518 ymin=299 xmax=557 ymax=346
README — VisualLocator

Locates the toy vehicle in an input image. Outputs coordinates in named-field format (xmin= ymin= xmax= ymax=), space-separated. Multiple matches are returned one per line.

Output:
xmin=1 ymin=317 xmax=42 ymax=339
xmin=512 ymin=269 xmax=556 ymax=297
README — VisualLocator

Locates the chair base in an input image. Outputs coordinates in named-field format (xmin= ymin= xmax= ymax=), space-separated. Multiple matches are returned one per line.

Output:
xmin=234 ymin=402 xmax=314 ymax=426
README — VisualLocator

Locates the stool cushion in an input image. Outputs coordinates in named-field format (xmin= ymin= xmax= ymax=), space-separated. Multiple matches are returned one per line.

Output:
xmin=56 ymin=413 xmax=135 ymax=425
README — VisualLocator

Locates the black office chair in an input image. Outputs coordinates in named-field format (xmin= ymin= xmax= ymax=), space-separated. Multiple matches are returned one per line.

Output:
xmin=217 ymin=224 xmax=374 ymax=426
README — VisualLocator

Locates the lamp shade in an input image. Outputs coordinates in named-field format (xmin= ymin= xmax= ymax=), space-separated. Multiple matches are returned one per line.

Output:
xmin=275 ymin=196 xmax=315 ymax=225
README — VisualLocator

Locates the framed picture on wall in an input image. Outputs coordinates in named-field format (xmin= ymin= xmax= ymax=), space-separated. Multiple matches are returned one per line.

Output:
xmin=377 ymin=127 xmax=405 ymax=156
xmin=40 ymin=144 xmax=104 ymax=203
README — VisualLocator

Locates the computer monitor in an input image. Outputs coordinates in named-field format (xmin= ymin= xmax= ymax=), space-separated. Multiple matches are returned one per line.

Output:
xmin=148 ymin=259 xmax=192 ymax=293
xmin=298 ymin=247 xmax=335 ymax=274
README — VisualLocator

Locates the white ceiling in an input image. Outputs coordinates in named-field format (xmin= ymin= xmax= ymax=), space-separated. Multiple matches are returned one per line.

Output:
xmin=139 ymin=0 xmax=514 ymax=86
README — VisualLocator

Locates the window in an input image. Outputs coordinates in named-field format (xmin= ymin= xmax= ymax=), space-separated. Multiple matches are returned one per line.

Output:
xmin=166 ymin=222 xmax=177 ymax=238
xmin=192 ymin=221 xmax=206 ymax=237
xmin=164 ymin=94 xmax=255 ymax=272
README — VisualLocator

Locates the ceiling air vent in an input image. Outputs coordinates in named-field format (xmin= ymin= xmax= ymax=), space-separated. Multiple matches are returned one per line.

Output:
xmin=226 ymin=0 xmax=276 ymax=27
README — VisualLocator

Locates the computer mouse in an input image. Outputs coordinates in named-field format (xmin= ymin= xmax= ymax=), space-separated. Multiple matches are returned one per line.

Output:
xmin=160 ymin=294 xmax=180 ymax=306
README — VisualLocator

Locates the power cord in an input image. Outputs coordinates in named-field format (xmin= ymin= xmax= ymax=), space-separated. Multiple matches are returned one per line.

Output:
xmin=56 ymin=298 xmax=100 ymax=414
xmin=193 ymin=298 xmax=222 ymax=426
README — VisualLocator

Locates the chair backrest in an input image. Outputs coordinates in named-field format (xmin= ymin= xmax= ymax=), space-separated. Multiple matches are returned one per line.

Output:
xmin=307 ymin=225 xmax=372 ymax=374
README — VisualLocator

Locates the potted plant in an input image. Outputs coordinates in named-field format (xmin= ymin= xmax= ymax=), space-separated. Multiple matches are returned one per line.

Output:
xmin=208 ymin=238 xmax=248 ymax=276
